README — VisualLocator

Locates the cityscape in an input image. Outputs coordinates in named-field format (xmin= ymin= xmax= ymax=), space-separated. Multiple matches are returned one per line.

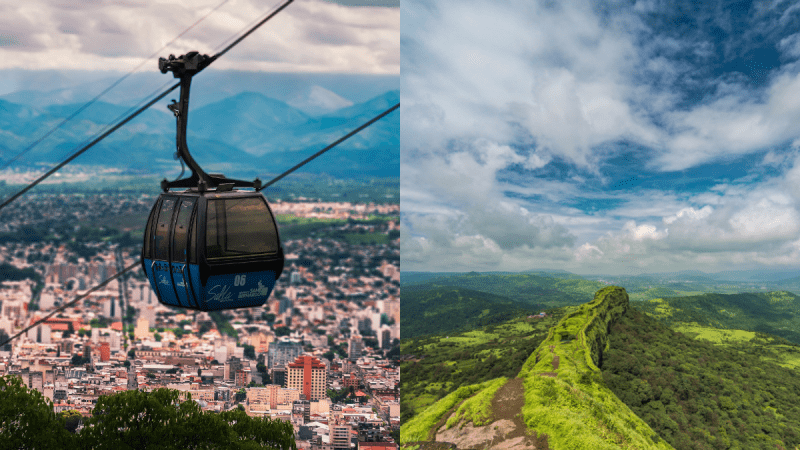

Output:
xmin=0 ymin=189 xmax=400 ymax=449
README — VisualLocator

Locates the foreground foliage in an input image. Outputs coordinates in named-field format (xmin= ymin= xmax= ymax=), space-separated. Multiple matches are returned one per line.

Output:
xmin=0 ymin=376 xmax=296 ymax=450
xmin=603 ymin=307 xmax=800 ymax=450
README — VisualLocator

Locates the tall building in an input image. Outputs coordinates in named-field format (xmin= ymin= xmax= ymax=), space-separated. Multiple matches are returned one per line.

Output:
xmin=272 ymin=367 xmax=286 ymax=388
xmin=381 ymin=327 xmax=392 ymax=350
xmin=286 ymin=355 xmax=327 ymax=401
xmin=127 ymin=366 xmax=138 ymax=390
xmin=348 ymin=335 xmax=363 ymax=361
xmin=331 ymin=421 xmax=352 ymax=450
xmin=225 ymin=356 xmax=243 ymax=381
xmin=99 ymin=342 xmax=110 ymax=362
xmin=268 ymin=340 xmax=303 ymax=370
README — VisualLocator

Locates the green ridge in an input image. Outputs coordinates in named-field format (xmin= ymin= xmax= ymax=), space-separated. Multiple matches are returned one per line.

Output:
xmin=401 ymin=286 xmax=673 ymax=449
xmin=517 ymin=286 xmax=672 ymax=449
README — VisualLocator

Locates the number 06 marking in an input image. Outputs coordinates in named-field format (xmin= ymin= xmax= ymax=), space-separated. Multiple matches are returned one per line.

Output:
xmin=234 ymin=275 xmax=246 ymax=286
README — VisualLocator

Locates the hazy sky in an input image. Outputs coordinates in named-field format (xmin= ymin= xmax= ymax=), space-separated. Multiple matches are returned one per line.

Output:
xmin=0 ymin=0 xmax=398 ymax=74
xmin=401 ymin=0 xmax=800 ymax=275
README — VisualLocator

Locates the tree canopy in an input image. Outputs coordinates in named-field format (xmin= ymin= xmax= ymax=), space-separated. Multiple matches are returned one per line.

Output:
xmin=0 ymin=376 xmax=296 ymax=450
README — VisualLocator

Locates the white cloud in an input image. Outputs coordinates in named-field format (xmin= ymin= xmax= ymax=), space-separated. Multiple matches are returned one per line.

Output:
xmin=402 ymin=0 xmax=662 ymax=170
xmin=0 ymin=0 xmax=398 ymax=74
xmin=663 ymin=206 xmax=713 ymax=224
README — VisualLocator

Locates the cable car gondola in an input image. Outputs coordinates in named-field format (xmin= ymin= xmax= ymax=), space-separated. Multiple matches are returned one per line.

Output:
xmin=142 ymin=52 xmax=284 ymax=311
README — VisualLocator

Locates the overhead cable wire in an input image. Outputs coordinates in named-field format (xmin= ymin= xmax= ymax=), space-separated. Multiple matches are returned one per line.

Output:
xmin=0 ymin=83 xmax=181 ymax=212
xmin=0 ymin=100 xmax=400 ymax=348
xmin=0 ymin=261 xmax=141 ymax=348
xmin=0 ymin=0 xmax=295 ymax=213
xmin=0 ymin=0 xmax=232 ymax=171
xmin=259 ymin=102 xmax=400 ymax=191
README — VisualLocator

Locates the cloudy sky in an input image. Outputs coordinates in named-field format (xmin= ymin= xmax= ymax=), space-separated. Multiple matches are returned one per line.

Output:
xmin=0 ymin=0 xmax=398 ymax=74
xmin=401 ymin=0 xmax=800 ymax=275
xmin=0 ymin=0 xmax=398 ymax=107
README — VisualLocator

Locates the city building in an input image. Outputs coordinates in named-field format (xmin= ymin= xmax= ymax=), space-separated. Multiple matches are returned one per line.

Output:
xmin=268 ymin=339 xmax=303 ymax=370
xmin=287 ymin=355 xmax=327 ymax=401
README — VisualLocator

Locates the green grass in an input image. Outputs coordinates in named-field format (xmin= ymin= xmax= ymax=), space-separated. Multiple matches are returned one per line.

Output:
xmin=634 ymin=291 xmax=800 ymax=345
xmin=400 ymin=382 xmax=488 ymax=443
xmin=445 ymin=377 xmax=507 ymax=429
xmin=670 ymin=322 xmax=800 ymax=370
xmin=400 ymin=311 xmax=564 ymax=425
xmin=671 ymin=323 xmax=755 ymax=343
xmin=403 ymin=287 xmax=672 ymax=449
xmin=516 ymin=286 xmax=673 ymax=450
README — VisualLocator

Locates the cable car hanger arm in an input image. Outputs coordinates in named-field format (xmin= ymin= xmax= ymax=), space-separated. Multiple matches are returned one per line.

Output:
xmin=159 ymin=0 xmax=294 ymax=193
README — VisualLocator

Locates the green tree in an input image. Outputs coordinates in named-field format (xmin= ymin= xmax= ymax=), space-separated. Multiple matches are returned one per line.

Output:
xmin=82 ymin=388 xmax=234 ymax=449
xmin=219 ymin=408 xmax=296 ymax=450
xmin=59 ymin=409 xmax=82 ymax=433
xmin=0 ymin=376 xmax=75 ymax=449
xmin=243 ymin=344 xmax=256 ymax=360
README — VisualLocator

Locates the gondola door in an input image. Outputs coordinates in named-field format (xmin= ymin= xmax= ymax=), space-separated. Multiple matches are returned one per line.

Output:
xmin=170 ymin=198 xmax=198 ymax=309
xmin=150 ymin=197 xmax=179 ymax=306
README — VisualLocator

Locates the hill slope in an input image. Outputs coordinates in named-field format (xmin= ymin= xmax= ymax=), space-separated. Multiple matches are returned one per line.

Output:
xmin=603 ymin=307 xmax=800 ymax=449
xmin=401 ymin=284 xmax=545 ymax=338
xmin=636 ymin=291 xmax=800 ymax=344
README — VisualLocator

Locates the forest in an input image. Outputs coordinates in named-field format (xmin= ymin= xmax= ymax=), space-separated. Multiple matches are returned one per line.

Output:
xmin=603 ymin=307 xmax=800 ymax=449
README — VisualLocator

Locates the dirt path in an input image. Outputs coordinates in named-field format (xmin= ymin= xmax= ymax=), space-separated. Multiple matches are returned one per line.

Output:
xmin=434 ymin=378 xmax=549 ymax=449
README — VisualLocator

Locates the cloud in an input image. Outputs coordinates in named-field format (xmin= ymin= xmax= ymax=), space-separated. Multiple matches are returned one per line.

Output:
xmin=402 ymin=0 xmax=665 ymax=171
xmin=0 ymin=0 xmax=398 ymax=74
xmin=401 ymin=0 xmax=800 ymax=273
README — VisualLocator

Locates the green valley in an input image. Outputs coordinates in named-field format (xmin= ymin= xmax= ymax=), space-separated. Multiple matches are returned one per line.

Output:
xmin=603 ymin=307 xmax=800 ymax=449
xmin=401 ymin=284 xmax=548 ymax=339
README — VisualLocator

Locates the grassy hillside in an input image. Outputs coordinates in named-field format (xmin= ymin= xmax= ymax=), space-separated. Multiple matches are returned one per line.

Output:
xmin=514 ymin=286 xmax=672 ymax=449
xmin=400 ymin=308 xmax=566 ymax=424
xmin=400 ymin=284 xmax=546 ymax=338
xmin=603 ymin=307 xmax=800 ymax=449
xmin=636 ymin=291 xmax=800 ymax=344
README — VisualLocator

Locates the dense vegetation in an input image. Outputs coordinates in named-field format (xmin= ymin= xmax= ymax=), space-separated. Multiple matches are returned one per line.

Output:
xmin=400 ymin=309 xmax=565 ymax=424
xmin=402 ymin=287 xmax=673 ymax=449
xmin=401 ymin=284 xmax=545 ymax=338
xmin=603 ymin=308 xmax=800 ymax=450
xmin=0 ymin=375 xmax=296 ymax=449
xmin=636 ymin=291 xmax=800 ymax=345
xmin=0 ymin=262 xmax=42 ymax=283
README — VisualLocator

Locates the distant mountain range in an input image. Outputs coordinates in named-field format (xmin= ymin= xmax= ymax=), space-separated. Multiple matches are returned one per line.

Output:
xmin=0 ymin=89 xmax=399 ymax=179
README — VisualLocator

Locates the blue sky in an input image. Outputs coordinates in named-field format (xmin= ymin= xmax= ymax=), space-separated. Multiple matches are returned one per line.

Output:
xmin=401 ymin=0 xmax=800 ymax=275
